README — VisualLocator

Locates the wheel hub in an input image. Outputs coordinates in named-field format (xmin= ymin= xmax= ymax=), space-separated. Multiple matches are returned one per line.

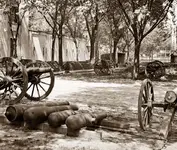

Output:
xmin=30 ymin=76 xmax=40 ymax=84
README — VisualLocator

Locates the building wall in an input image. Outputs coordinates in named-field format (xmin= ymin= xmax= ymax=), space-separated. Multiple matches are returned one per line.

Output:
xmin=0 ymin=10 xmax=11 ymax=57
xmin=0 ymin=10 xmax=90 ymax=62
xmin=20 ymin=32 xmax=90 ymax=62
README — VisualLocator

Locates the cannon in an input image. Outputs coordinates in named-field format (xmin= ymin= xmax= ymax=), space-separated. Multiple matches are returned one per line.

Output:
xmin=94 ymin=59 xmax=114 ymax=75
xmin=138 ymin=78 xmax=177 ymax=139
xmin=145 ymin=60 xmax=165 ymax=79
xmin=48 ymin=110 xmax=76 ymax=128
xmin=144 ymin=60 xmax=177 ymax=80
xmin=5 ymin=101 xmax=69 ymax=122
xmin=65 ymin=113 xmax=107 ymax=136
xmin=23 ymin=104 xmax=78 ymax=128
xmin=0 ymin=57 xmax=55 ymax=104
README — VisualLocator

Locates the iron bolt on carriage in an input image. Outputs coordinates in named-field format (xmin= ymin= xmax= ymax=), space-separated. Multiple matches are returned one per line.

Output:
xmin=0 ymin=57 xmax=55 ymax=104
xmin=138 ymin=78 xmax=177 ymax=139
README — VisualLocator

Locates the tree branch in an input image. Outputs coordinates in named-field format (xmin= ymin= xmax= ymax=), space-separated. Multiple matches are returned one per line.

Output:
xmin=142 ymin=1 xmax=173 ymax=39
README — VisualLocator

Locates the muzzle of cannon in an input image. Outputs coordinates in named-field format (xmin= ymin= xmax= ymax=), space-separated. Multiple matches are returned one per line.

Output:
xmin=5 ymin=101 xmax=70 ymax=122
xmin=48 ymin=110 xmax=76 ymax=128
xmin=23 ymin=104 xmax=78 ymax=128
xmin=164 ymin=87 xmax=177 ymax=104
xmin=65 ymin=113 xmax=107 ymax=137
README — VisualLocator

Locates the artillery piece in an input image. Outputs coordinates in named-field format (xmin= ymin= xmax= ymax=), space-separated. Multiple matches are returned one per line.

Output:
xmin=138 ymin=78 xmax=177 ymax=139
xmin=0 ymin=57 xmax=55 ymax=104
xmin=94 ymin=59 xmax=114 ymax=75
xmin=145 ymin=60 xmax=165 ymax=79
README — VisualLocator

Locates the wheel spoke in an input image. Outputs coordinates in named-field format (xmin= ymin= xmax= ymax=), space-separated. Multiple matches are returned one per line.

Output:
xmin=31 ymin=84 xmax=35 ymax=98
xmin=12 ymin=68 xmax=21 ymax=77
xmin=36 ymin=84 xmax=40 ymax=98
xmin=40 ymin=81 xmax=50 ymax=86
xmin=40 ymin=75 xmax=51 ymax=79
xmin=142 ymin=93 xmax=146 ymax=101
xmin=38 ymin=83 xmax=46 ymax=92
xmin=148 ymin=108 xmax=152 ymax=124
xmin=27 ymin=83 xmax=33 ymax=91
xmin=9 ymin=63 xmax=14 ymax=76
xmin=11 ymin=87 xmax=19 ymax=97
xmin=144 ymin=85 xmax=148 ymax=100
xmin=143 ymin=107 xmax=148 ymax=127
xmin=12 ymin=82 xmax=22 ymax=90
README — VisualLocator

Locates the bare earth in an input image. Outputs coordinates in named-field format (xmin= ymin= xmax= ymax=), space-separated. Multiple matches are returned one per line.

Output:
xmin=1 ymin=74 xmax=177 ymax=150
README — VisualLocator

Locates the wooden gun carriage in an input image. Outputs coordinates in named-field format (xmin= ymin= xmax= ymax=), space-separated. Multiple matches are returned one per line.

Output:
xmin=144 ymin=60 xmax=177 ymax=79
xmin=94 ymin=59 xmax=114 ymax=75
xmin=138 ymin=78 xmax=177 ymax=139
xmin=0 ymin=57 xmax=55 ymax=104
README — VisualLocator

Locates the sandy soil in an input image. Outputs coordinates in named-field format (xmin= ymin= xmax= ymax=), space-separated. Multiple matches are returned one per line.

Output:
xmin=1 ymin=74 xmax=177 ymax=150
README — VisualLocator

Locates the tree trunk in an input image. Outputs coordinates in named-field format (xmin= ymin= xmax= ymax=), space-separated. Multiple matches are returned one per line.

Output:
xmin=13 ymin=38 xmax=17 ymax=58
xmin=76 ymin=46 xmax=79 ymax=62
xmin=95 ymin=38 xmax=99 ymax=62
xmin=51 ymin=1 xmax=59 ymax=61
xmin=109 ymin=36 xmax=113 ymax=61
xmin=113 ymin=40 xmax=118 ymax=64
xmin=51 ymin=32 xmax=57 ymax=61
xmin=58 ymin=25 xmax=63 ymax=67
xmin=73 ymin=39 xmax=79 ymax=61
xmin=10 ymin=38 xmax=17 ymax=58
xmin=132 ymin=40 xmax=141 ymax=80
xmin=126 ymin=45 xmax=130 ymax=63
xmin=90 ymin=38 xmax=95 ymax=62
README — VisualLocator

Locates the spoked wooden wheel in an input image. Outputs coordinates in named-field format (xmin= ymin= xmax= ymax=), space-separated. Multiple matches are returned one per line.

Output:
xmin=145 ymin=60 xmax=165 ymax=79
xmin=138 ymin=79 xmax=154 ymax=130
xmin=25 ymin=60 xmax=55 ymax=101
xmin=0 ymin=57 xmax=28 ymax=104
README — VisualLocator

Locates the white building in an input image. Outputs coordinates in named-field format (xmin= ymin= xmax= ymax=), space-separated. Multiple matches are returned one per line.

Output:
xmin=0 ymin=1 xmax=90 ymax=62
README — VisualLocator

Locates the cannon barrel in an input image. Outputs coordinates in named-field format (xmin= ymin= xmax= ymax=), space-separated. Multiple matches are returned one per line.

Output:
xmin=93 ymin=113 xmax=108 ymax=125
xmin=65 ymin=113 xmax=107 ymax=137
xmin=5 ymin=101 xmax=69 ymax=122
xmin=48 ymin=110 xmax=76 ymax=128
xmin=26 ymin=67 xmax=52 ymax=75
xmin=23 ymin=104 xmax=78 ymax=128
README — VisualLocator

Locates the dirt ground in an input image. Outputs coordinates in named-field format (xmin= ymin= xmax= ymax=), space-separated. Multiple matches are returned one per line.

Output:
xmin=1 ymin=73 xmax=177 ymax=150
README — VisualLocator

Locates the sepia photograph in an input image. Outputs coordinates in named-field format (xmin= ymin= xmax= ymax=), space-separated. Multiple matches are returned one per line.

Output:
xmin=0 ymin=0 xmax=177 ymax=149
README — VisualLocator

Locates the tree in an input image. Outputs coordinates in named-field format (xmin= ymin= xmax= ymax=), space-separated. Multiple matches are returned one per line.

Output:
xmin=28 ymin=0 xmax=74 ymax=66
xmin=105 ymin=0 xmax=126 ymax=63
xmin=117 ymin=0 xmax=174 ymax=79
xmin=65 ymin=7 xmax=85 ymax=61
xmin=0 ymin=0 xmax=27 ymax=58
xmin=78 ymin=0 xmax=105 ymax=62
xmin=141 ymin=22 xmax=172 ymax=60
xmin=122 ymin=29 xmax=133 ymax=62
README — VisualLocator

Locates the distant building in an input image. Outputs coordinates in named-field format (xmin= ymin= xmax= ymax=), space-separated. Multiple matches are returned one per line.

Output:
xmin=0 ymin=1 xmax=90 ymax=62
xmin=101 ymin=52 xmax=126 ymax=65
